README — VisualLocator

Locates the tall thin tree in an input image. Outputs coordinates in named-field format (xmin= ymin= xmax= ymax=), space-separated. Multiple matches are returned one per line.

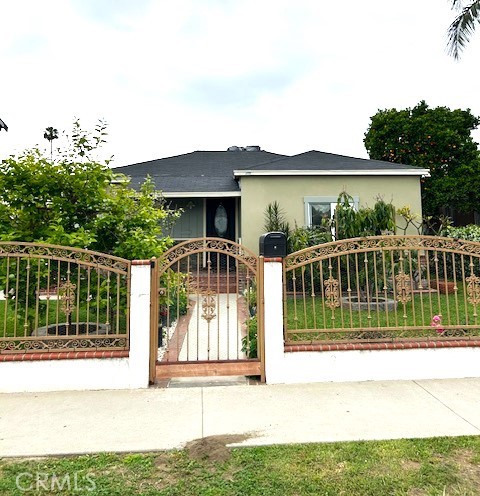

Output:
xmin=43 ymin=126 xmax=58 ymax=161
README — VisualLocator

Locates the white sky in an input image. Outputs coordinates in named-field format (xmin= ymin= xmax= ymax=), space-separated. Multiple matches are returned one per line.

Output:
xmin=1 ymin=0 xmax=479 ymax=167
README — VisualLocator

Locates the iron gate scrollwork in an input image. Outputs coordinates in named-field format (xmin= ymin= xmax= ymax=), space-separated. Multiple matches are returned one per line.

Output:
xmin=284 ymin=235 xmax=480 ymax=345
xmin=150 ymin=238 xmax=264 ymax=382
xmin=0 ymin=242 xmax=131 ymax=353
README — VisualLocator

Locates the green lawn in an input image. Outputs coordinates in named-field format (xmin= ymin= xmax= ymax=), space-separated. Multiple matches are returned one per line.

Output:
xmin=0 ymin=299 xmax=128 ymax=338
xmin=1 ymin=436 xmax=480 ymax=495
xmin=286 ymin=288 xmax=480 ymax=343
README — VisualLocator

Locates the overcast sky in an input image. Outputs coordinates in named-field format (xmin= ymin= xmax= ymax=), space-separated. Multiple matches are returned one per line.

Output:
xmin=1 ymin=0 xmax=479 ymax=167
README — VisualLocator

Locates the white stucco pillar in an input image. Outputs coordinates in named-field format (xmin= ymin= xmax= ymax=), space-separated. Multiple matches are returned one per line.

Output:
xmin=263 ymin=259 xmax=286 ymax=383
xmin=128 ymin=261 xmax=152 ymax=388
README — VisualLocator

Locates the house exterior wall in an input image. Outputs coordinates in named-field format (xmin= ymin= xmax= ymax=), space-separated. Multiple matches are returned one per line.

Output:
xmin=239 ymin=175 xmax=423 ymax=254
xmin=168 ymin=198 xmax=204 ymax=240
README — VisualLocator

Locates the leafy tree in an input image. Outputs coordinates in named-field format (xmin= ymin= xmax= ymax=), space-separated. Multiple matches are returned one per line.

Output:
xmin=364 ymin=100 xmax=480 ymax=218
xmin=0 ymin=121 xmax=180 ymax=259
xmin=447 ymin=0 xmax=480 ymax=59
xmin=0 ymin=122 xmax=181 ymax=332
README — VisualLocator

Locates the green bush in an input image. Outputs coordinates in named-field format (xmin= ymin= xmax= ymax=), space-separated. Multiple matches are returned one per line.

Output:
xmin=333 ymin=192 xmax=396 ymax=239
xmin=437 ymin=224 xmax=480 ymax=281
xmin=288 ymin=225 xmax=332 ymax=252
xmin=442 ymin=224 xmax=480 ymax=242
xmin=159 ymin=270 xmax=189 ymax=324
xmin=242 ymin=315 xmax=257 ymax=359
xmin=244 ymin=284 xmax=257 ymax=316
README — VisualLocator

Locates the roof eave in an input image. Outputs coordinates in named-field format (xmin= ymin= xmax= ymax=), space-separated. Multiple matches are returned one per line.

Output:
xmin=234 ymin=169 xmax=431 ymax=177
xmin=161 ymin=191 xmax=241 ymax=198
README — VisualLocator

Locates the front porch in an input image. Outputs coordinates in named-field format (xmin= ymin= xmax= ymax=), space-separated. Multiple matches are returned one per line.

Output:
xmin=167 ymin=195 xmax=242 ymax=246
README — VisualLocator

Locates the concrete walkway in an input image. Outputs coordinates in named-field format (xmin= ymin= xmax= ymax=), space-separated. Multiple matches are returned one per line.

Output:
xmin=159 ymin=293 xmax=248 ymax=363
xmin=2 ymin=377 xmax=480 ymax=458
xmin=178 ymin=294 xmax=246 ymax=361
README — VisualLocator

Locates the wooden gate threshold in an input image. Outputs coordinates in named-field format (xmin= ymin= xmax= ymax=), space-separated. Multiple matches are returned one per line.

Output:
xmin=155 ymin=360 xmax=261 ymax=379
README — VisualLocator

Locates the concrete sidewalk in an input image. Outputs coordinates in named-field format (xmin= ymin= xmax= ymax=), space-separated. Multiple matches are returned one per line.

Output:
xmin=1 ymin=377 xmax=480 ymax=458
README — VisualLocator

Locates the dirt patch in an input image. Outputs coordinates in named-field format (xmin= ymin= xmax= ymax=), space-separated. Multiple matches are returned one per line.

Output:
xmin=151 ymin=453 xmax=178 ymax=490
xmin=407 ymin=448 xmax=480 ymax=496
xmin=185 ymin=434 xmax=253 ymax=463
xmin=453 ymin=449 xmax=480 ymax=491
xmin=401 ymin=459 xmax=422 ymax=471
xmin=407 ymin=489 xmax=428 ymax=496
xmin=154 ymin=452 xmax=171 ymax=471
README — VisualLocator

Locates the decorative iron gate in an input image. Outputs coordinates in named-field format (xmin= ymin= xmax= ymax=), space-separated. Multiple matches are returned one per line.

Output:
xmin=284 ymin=235 xmax=480 ymax=346
xmin=0 ymin=242 xmax=130 ymax=353
xmin=150 ymin=238 xmax=264 ymax=382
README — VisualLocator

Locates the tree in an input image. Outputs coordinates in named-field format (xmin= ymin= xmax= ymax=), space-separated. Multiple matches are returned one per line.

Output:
xmin=0 ymin=121 xmax=180 ymax=260
xmin=0 ymin=122 xmax=182 ymax=333
xmin=447 ymin=0 xmax=480 ymax=59
xmin=364 ymin=101 xmax=480 ymax=218
xmin=43 ymin=126 xmax=58 ymax=161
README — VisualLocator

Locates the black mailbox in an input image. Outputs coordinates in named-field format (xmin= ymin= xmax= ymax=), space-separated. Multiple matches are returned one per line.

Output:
xmin=259 ymin=232 xmax=287 ymax=258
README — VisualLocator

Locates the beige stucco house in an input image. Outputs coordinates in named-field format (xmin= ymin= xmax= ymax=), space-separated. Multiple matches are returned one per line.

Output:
xmin=115 ymin=147 xmax=429 ymax=254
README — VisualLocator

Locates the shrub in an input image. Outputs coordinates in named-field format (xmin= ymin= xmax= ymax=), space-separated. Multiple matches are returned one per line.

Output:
xmin=244 ymin=284 xmax=257 ymax=316
xmin=333 ymin=192 xmax=396 ymax=239
xmin=242 ymin=315 xmax=257 ymax=359
xmin=288 ymin=224 xmax=332 ymax=252
xmin=442 ymin=224 xmax=480 ymax=242
xmin=159 ymin=270 xmax=189 ymax=325
xmin=263 ymin=201 xmax=290 ymax=240
xmin=437 ymin=224 xmax=480 ymax=281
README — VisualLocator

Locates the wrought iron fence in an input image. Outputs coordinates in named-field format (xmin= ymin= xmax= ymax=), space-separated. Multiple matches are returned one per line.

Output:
xmin=152 ymin=238 xmax=260 ymax=366
xmin=0 ymin=242 xmax=130 ymax=353
xmin=284 ymin=235 xmax=480 ymax=345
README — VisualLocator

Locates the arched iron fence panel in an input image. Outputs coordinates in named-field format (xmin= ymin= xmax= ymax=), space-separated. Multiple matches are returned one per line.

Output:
xmin=284 ymin=235 xmax=480 ymax=345
xmin=0 ymin=242 xmax=130 ymax=353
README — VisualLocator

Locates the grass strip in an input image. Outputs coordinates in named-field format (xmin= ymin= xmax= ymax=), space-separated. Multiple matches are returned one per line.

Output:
xmin=1 ymin=436 xmax=480 ymax=495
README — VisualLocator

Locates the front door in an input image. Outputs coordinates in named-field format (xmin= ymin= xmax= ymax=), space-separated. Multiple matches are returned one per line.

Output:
xmin=206 ymin=198 xmax=236 ymax=269
xmin=206 ymin=198 xmax=236 ymax=241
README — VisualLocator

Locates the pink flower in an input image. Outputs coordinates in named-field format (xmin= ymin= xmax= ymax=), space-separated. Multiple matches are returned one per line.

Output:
xmin=431 ymin=314 xmax=444 ymax=334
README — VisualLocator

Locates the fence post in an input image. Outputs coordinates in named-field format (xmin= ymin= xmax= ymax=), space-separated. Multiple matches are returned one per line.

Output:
xmin=263 ymin=258 xmax=285 ymax=383
xmin=129 ymin=261 xmax=152 ymax=388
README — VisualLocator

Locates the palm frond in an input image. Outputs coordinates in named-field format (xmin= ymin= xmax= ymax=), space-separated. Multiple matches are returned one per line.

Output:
xmin=451 ymin=0 xmax=465 ymax=11
xmin=447 ymin=0 xmax=480 ymax=59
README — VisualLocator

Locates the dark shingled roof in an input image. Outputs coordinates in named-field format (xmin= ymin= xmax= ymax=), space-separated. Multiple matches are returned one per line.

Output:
xmin=236 ymin=150 xmax=421 ymax=172
xmin=114 ymin=149 xmax=426 ymax=193
xmin=113 ymin=150 xmax=287 ymax=192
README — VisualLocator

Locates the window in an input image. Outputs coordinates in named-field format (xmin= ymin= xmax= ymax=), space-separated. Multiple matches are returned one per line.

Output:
xmin=304 ymin=196 xmax=359 ymax=227
xmin=308 ymin=201 xmax=337 ymax=227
